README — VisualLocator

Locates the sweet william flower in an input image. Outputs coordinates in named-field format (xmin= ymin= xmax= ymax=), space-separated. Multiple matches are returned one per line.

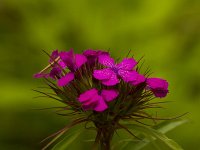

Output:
xmin=58 ymin=49 xmax=87 ymax=86
xmin=78 ymin=88 xmax=119 ymax=112
xmin=33 ymin=50 xmax=65 ymax=79
xmin=147 ymin=78 xmax=169 ymax=98
xmin=59 ymin=49 xmax=87 ymax=72
xmin=83 ymin=49 xmax=109 ymax=65
xmin=49 ymin=50 xmax=66 ymax=68
xmin=93 ymin=54 xmax=145 ymax=86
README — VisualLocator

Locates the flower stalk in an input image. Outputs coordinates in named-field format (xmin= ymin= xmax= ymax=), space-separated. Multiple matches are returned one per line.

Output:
xmin=94 ymin=120 xmax=117 ymax=150
xmin=99 ymin=128 xmax=114 ymax=150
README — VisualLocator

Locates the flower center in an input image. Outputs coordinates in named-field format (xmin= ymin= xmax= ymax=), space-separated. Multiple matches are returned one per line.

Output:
xmin=111 ymin=66 xmax=119 ymax=74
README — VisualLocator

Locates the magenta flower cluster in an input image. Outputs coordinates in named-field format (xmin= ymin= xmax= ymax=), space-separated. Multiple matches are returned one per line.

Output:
xmin=34 ymin=49 xmax=169 ymax=112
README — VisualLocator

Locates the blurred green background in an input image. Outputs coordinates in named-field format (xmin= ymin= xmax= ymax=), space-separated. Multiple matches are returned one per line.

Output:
xmin=0 ymin=0 xmax=200 ymax=149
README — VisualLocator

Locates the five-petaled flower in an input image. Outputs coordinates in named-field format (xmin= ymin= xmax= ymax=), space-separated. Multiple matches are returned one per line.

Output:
xmin=78 ymin=88 xmax=119 ymax=112
xmin=93 ymin=54 xmax=145 ymax=86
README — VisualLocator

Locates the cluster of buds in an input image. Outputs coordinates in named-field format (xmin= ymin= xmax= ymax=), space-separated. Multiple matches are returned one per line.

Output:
xmin=34 ymin=49 xmax=169 ymax=149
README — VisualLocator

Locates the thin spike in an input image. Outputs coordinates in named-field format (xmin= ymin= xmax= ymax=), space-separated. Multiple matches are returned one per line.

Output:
xmin=125 ymin=49 xmax=132 ymax=58
xmin=117 ymin=123 xmax=141 ymax=140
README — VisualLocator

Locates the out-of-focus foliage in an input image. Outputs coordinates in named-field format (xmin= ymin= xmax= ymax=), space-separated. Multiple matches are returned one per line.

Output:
xmin=0 ymin=0 xmax=199 ymax=149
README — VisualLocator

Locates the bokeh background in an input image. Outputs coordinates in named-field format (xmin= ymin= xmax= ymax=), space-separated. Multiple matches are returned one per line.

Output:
xmin=0 ymin=0 xmax=200 ymax=149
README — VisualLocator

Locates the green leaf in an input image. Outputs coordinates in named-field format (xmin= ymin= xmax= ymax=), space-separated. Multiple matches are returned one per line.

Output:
xmin=116 ymin=119 xmax=187 ymax=150
xmin=124 ymin=122 xmax=185 ymax=150
xmin=154 ymin=119 xmax=188 ymax=134
xmin=52 ymin=129 xmax=82 ymax=150
xmin=42 ymin=129 xmax=66 ymax=150
xmin=42 ymin=118 xmax=88 ymax=150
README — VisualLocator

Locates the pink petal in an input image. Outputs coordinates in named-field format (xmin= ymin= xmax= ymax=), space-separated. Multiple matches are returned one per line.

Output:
xmin=116 ymin=58 xmax=137 ymax=70
xmin=147 ymin=78 xmax=169 ymax=98
xmin=75 ymin=54 xmax=87 ymax=68
xmin=60 ymin=49 xmax=74 ymax=63
xmin=57 ymin=72 xmax=74 ymax=87
xmin=59 ymin=49 xmax=75 ymax=70
xmin=98 ymin=54 xmax=115 ymax=67
xmin=58 ymin=61 xmax=66 ymax=68
xmin=33 ymin=73 xmax=49 ymax=78
xmin=83 ymin=49 xmax=109 ymax=57
xmin=78 ymin=88 xmax=98 ymax=103
xmin=147 ymin=78 xmax=168 ymax=89
xmin=153 ymin=90 xmax=168 ymax=98
xmin=102 ymin=73 xmax=119 ymax=86
xmin=83 ymin=49 xmax=98 ymax=56
xmin=101 ymin=89 xmax=119 ymax=102
xmin=82 ymin=96 xmax=98 ymax=106
xmin=118 ymin=70 xmax=138 ymax=82
xmin=130 ymin=73 xmax=146 ymax=86
xmin=93 ymin=68 xmax=113 ymax=80
xmin=94 ymin=96 xmax=108 ymax=112
xmin=82 ymin=94 xmax=99 ymax=110
xmin=82 ymin=102 xmax=97 ymax=110
xmin=49 ymin=50 xmax=59 ymax=63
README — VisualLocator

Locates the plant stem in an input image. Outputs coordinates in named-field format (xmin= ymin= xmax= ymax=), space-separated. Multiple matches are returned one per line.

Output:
xmin=99 ymin=128 xmax=114 ymax=150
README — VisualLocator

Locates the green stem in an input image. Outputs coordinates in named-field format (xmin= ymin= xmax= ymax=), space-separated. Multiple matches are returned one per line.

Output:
xmin=99 ymin=128 xmax=114 ymax=150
